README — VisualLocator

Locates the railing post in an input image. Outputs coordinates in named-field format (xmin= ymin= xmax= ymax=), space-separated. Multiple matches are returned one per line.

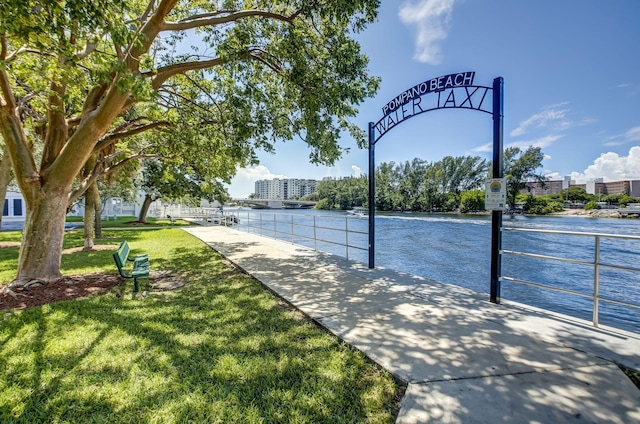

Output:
xmin=368 ymin=122 xmax=376 ymax=269
xmin=260 ymin=213 xmax=263 ymax=236
xmin=273 ymin=214 xmax=276 ymax=237
xmin=291 ymin=215 xmax=294 ymax=244
xmin=593 ymin=235 xmax=600 ymax=327
xmin=345 ymin=217 xmax=349 ymax=260
xmin=313 ymin=216 xmax=317 ymax=251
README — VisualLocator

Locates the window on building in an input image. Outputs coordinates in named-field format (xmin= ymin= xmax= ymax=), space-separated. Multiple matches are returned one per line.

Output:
xmin=3 ymin=199 xmax=7 ymax=217
xmin=13 ymin=198 xmax=22 ymax=216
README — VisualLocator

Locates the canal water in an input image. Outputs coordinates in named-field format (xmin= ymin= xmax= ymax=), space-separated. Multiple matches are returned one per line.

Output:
xmin=231 ymin=208 xmax=640 ymax=333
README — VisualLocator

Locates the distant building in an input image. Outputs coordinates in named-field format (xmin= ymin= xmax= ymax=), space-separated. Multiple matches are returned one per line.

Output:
xmin=255 ymin=178 xmax=283 ymax=199
xmin=254 ymin=178 xmax=319 ymax=199
xmin=523 ymin=177 xmax=640 ymax=197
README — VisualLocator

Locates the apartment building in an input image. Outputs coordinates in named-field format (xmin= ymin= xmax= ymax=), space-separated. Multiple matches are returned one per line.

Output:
xmin=523 ymin=177 xmax=640 ymax=197
xmin=254 ymin=178 xmax=319 ymax=199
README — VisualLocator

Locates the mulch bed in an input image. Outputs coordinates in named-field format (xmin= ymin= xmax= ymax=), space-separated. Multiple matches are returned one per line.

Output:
xmin=1 ymin=273 xmax=124 ymax=311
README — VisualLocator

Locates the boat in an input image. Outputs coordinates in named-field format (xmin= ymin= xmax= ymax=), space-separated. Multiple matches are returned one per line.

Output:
xmin=347 ymin=207 xmax=368 ymax=217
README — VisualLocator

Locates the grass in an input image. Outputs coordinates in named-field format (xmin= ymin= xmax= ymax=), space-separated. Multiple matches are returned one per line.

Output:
xmin=0 ymin=228 xmax=400 ymax=423
xmin=67 ymin=215 xmax=191 ymax=228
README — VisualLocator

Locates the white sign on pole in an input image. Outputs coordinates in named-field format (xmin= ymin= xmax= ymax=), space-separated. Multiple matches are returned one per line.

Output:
xmin=485 ymin=178 xmax=507 ymax=210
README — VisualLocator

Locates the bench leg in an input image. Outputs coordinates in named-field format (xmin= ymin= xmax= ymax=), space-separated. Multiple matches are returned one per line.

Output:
xmin=134 ymin=278 xmax=140 ymax=293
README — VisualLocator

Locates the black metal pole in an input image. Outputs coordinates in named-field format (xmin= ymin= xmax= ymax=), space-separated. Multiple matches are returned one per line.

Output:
xmin=490 ymin=77 xmax=504 ymax=303
xmin=368 ymin=122 xmax=375 ymax=269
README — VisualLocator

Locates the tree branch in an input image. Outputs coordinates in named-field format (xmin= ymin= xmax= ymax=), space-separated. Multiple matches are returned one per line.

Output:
xmin=161 ymin=9 xmax=301 ymax=32
xmin=151 ymin=57 xmax=225 ymax=89
xmin=94 ymin=120 xmax=170 ymax=152
xmin=68 ymin=152 xmax=167 ymax=205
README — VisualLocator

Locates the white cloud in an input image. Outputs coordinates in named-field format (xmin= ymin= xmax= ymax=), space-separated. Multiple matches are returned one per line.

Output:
xmin=468 ymin=142 xmax=492 ymax=153
xmin=226 ymin=165 xmax=287 ymax=198
xmin=604 ymin=126 xmax=640 ymax=146
xmin=568 ymin=146 xmax=640 ymax=183
xmin=544 ymin=171 xmax=563 ymax=180
xmin=351 ymin=165 xmax=362 ymax=177
xmin=398 ymin=0 xmax=456 ymax=64
xmin=506 ymin=134 xmax=563 ymax=150
xmin=510 ymin=105 xmax=570 ymax=137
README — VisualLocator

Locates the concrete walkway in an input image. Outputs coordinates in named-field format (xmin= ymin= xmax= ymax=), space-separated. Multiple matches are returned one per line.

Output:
xmin=184 ymin=226 xmax=640 ymax=423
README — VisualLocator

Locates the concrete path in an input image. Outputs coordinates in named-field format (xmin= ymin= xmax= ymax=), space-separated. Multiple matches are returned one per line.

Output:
xmin=184 ymin=226 xmax=640 ymax=423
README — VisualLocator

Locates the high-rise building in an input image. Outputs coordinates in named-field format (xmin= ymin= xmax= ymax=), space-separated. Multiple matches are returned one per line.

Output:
xmin=254 ymin=178 xmax=318 ymax=199
xmin=254 ymin=178 xmax=282 ymax=199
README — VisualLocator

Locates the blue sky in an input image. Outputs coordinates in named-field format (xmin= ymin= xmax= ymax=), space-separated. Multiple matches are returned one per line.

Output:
xmin=227 ymin=0 xmax=640 ymax=198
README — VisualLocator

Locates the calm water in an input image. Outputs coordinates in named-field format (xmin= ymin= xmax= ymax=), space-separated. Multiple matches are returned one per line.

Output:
xmin=231 ymin=208 xmax=640 ymax=333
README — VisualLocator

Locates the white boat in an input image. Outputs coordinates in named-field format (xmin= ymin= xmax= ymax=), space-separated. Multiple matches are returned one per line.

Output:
xmin=347 ymin=207 xmax=368 ymax=217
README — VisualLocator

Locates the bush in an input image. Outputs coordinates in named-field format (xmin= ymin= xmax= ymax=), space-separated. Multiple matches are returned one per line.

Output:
xmin=585 ymin=200 xmax=599 ymax=210
xmin=523 ymin=196 xmax=564 ymax=214
xmin=460 ymin=190 xmax=485 ymax=213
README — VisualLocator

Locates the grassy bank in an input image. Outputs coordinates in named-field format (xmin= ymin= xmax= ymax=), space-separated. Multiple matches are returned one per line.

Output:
xmin=1 ymin=228 xmax=400 ymax=423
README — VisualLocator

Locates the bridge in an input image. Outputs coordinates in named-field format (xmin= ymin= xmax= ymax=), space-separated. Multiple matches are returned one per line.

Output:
xmin=232 ymin=199 xmax=317 ymax=209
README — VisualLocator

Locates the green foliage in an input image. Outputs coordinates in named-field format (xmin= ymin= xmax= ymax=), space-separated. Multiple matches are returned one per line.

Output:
xmin=585 ymin=200 xmax=599 ymax=210
xmin=315 ymin=155 xmax=489 ymax=213
xmin=561 ymin=186 xmax=594 ymax=203
xmin=460 ymin=190 xmax=485 ymax=213
xmin=316 ymin=176 xmax=368 ymax=210
xmin=1 ymin=0 xmax=383 ymax=279
xmin=522 ymin=195 xmax=564 ymax=215
xmin=0 ymin=228 xmax=398 ymax=422
xmin=300 ymin=192 xmax=319 ymax=201
xmin=374 ymin=155 xmax=488 ymax=212
xmin=140 ymin=159 xmax=229 ymax=205
xmin=602 ymin=194 xmax=637 ymax=207
xmin=503 ymin=146 xmax=545 ymax=209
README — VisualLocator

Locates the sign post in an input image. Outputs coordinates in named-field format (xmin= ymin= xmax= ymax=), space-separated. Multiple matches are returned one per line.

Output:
xmin=490 ymin=77 xmax=504 ymax=304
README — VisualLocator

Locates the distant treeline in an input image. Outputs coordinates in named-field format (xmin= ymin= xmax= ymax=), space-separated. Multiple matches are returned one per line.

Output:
xmin=312 ymin=155 xmax=490 ymax=212
xmin=307 ymin=147 xmax=640 ymax=214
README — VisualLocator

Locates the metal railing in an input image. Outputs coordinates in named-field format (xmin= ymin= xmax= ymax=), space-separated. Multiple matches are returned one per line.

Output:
xmin=500 ymin=227 xmax=640 ymax=328
xmin=222 ymin=211 xmax=368 ymax=261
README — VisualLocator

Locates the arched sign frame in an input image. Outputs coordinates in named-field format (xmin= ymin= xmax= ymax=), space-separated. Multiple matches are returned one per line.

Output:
xmin=367 ymin=72 xmax=503 ymax=303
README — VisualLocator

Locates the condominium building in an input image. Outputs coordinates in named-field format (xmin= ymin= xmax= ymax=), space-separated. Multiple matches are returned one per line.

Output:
xmin=523 ymin=177 xmax=640 ymax=197
xmin=255 ymin=178 xmax=283 ymax=199
xmin=254 ymin=178 xmax=318 ymax=199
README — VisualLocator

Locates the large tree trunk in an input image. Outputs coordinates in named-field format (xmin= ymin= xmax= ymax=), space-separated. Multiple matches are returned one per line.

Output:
xmin=137 ymin=195 xmax=154 ymax=223
xmin=0 ymin=152 xmax=13 ymax=231
xmin=15 ymin=189 xmax=68 ymax=283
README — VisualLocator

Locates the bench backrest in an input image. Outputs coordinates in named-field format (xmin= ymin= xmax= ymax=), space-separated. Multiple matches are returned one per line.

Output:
xmin=113 ymin=240 xmax=130 ymax=270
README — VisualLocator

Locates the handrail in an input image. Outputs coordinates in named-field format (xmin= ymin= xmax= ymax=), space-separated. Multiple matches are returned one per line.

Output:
xmin=222 ymin=211 xmax=368 ymax=261
xmin=500 ymin=227 xmax=640 ymax=328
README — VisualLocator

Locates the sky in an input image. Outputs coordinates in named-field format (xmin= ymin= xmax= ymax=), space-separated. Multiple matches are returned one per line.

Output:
xmin=226 ymin=0 xmax=640 ymax=198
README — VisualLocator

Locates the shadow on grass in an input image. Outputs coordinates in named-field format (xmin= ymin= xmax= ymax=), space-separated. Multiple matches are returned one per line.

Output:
xmin=0 ymin=242 xmax=397 ymax=423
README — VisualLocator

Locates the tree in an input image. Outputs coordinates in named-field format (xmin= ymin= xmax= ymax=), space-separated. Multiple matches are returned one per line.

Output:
xmin=562 ymin=186 xmax=593 ymax=203
xmin=315 ymin=176 xmax=367 ymax=210
xmin=503 ymin=146 xmax=545 ymax=209
xmin=460 ymin=190 xmax=485 ymax=213
xmin=137 ymin=159 xmax=229 ymax=222
xmin=0 ymin=1 xmax=380 ymax=284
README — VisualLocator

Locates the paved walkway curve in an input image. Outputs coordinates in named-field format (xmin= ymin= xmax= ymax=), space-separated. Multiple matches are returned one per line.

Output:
xmin=184 ymin=226 xmax=640 ymax=423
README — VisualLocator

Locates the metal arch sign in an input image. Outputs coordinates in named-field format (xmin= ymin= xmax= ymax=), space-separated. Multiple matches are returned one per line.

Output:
xmin=366 ymin=71 xmax=504 ymax=305
xmin=372 ymin=71 xmax=493 ymax=143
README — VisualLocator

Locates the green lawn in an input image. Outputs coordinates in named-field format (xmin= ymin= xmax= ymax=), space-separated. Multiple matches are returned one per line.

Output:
xmin=67 ymin=215 xmax=192 ymax=228
xmin=0 ymin=228 xmax=400 ymax=423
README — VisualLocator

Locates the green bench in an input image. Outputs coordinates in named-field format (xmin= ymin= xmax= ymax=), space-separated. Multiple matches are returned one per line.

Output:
xmin=113 ymin=240 xmax=150 ymax=292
